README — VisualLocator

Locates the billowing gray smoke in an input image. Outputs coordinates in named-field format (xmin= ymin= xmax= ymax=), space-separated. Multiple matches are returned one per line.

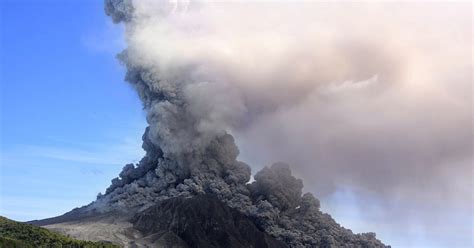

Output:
xmin=85 ymin=0 xmax=471 ymax=247
xmin=79 ymin=0 xmax=391 ymax=247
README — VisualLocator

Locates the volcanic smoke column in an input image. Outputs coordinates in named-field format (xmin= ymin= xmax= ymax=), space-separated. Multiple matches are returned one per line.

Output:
xmin=93 ymin=0 xmax=389 ymax=247
xmin=102 ymin=0 xmax=256 ymax=205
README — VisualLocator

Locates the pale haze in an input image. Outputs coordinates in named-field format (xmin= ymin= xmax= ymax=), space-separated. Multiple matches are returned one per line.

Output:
xmin=122 ymin=1 xmax=472 ymax=247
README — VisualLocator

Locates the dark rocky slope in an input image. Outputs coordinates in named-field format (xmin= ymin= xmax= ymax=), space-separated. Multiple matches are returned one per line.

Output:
xmin=131 ymin=195 xmax=287 ymax=248
xmin=31 ymin=189 xmax=388 ymax=248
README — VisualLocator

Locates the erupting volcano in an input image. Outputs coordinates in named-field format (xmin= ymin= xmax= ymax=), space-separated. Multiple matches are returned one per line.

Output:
xmin=29 ymin=1 xmax=390 ymax=247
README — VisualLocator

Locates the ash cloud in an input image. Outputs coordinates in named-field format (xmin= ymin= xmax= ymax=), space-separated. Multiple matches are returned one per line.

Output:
xmin=100 ymin=0 xmax=471 ymax=247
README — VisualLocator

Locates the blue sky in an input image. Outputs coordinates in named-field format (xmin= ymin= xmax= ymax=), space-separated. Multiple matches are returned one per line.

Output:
xmin=0 ymin=0 xmax=146 ymax=221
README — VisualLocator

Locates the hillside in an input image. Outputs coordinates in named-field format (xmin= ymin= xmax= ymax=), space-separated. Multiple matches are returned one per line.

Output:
xmin=0 ymin=216 xmax=118 ymax=248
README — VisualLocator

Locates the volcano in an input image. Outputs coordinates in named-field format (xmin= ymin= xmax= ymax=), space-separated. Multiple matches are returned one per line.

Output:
xmin=30 ymin=149 xmax=388 ymax=247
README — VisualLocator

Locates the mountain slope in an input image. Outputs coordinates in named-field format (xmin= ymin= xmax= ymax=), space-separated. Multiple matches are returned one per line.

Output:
xmin=31 ymin=193 xmax=388 ymax=248
xmin=0 ymin=216 xmax=118 ymax=248
xmin=30 ymin=196 xmax=287 ymax=248
xmin=132 ymin=195 xmax=287 ymax=248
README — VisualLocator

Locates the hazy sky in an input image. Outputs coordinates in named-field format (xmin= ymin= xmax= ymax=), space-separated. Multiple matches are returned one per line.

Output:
xmin=0 ymin=1 xmax=472 ymax=248
xmin=121 ymin=1 xmax=472 ymax=246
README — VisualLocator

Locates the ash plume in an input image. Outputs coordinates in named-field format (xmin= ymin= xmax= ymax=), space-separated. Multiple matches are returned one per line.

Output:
xmin=87 ymin=0 xmax=389 ymax=246
xmin=90 ymin=0 xmax=471 ymax=247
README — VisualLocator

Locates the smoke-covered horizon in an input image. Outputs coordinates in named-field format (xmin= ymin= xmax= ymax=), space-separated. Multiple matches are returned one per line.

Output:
xmin=105 ymin=0 xmax=472 ymax=246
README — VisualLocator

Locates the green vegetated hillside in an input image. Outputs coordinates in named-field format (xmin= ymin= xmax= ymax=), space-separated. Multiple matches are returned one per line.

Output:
xmin=0 ymin=216 xmax=119 ymax=248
